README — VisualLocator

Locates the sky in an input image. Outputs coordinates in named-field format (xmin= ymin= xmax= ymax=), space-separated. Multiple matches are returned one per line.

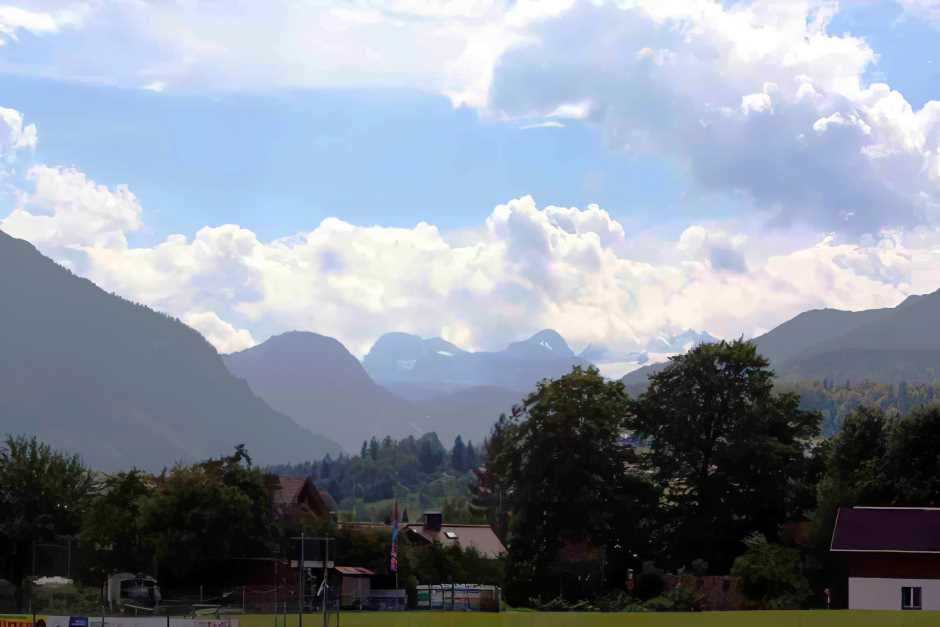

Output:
xmin=1 ymin=0 xmax=940 ymax=358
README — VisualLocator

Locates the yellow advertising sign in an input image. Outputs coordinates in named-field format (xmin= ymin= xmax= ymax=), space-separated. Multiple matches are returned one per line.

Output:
xmin=0 ymin=615 xmax=44 ymax=627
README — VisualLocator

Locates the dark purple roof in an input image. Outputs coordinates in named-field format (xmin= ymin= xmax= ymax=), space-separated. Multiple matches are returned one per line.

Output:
xmin=831 ymin=507 xmax=940 ymax=553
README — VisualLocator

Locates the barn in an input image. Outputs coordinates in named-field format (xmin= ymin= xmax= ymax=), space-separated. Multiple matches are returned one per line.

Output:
xmin=831 ymin=506 xmax=940 ymax=610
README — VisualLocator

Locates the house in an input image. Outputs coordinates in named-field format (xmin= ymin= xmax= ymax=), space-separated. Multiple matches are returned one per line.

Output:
xmin=831 ymin=506 xmax=940 ymax=610
xmin=272 ymin=476 xmax=336 ymax=521
xmin=405 ymin=512 xmax=506 ymax=558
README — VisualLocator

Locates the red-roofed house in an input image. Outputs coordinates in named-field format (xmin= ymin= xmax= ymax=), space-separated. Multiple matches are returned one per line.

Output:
xmin=272 ymin=476 xmax=335 ymax=521
xmin=405 ymin=512 xmax=506 ymax=559
xmin=831 ymin=506 xmax=940 ymax=610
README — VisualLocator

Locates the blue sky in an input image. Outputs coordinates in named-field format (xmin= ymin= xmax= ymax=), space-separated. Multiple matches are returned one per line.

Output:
xmin=0 ymin=0 xmax=938 ymax=358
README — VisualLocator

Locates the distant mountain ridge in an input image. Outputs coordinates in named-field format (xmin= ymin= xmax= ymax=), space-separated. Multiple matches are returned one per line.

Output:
xmin=362 ymin=328 xmax=588 ymax=391
xmin=0 ymin=230 xmax=340 ymax=471
xmin=224 ymin=331 xmax=420 ymax=451
xmin=623 ymin=290 xmax=940 ymax=389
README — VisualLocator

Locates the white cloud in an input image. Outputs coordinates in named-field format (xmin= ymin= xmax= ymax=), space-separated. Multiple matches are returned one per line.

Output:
xmin=485 ymin=0 xmax=940 ymax=233
xmin=1 ymin=165 xmax=143 ymax=249
xmin=141 ymin=81 xmax=166 ymax=93
xmin=183 ymin=311 xmax=256 ymax=353
xmin=3 ymin=171 xmax=922 ymax=358
xmin=898 ymin=0 xmax=940 ymax=23
xmin=5 ymin=1 xmax=936 ymax=235
xmin=0 ymin=4 xmax=84 ymax=45
xmin=0 ymin=106 xmax=37 ymax=160
xmin=519 ymin=120 xmax=565 ymax=130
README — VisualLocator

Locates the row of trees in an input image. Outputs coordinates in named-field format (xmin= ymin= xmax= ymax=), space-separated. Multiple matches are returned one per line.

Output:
xmin=779 ymin=378 xmax=940 ymax=435
xmin=477 ymin=340 xmax=883 ymax=608
xmin=270 ymin=433 xmax=482 ymax=521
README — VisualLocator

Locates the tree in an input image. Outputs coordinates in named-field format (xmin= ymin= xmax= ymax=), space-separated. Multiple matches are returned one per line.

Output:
xmin=486 ymin=366 xmax=657 ymax=604
xmin=360 ymin=441 xmax=368 ymax=459
xmin=465 ymin=441 xmax=479 ymax=470
xmin=451 ymin=435 xmax=467 ymax=472
xmin=369 ymin=437 xmax=380 ymax=461
xmin=630 ymin=340 xmax=820 ymax=570
xmin=884 ymin=405 xmax=940 ymax=504
xmin=137 ymin=447 xmax=275 ymax=585
xmin=417 ymin=434 xmax=445 ymax=474
xmin=0 ymin=436 xmax=93 ymax=602
xmin=81 ymin=470 xmax=154 ymax=577
xmin=731 ymin=533 xmax=810 ymax=609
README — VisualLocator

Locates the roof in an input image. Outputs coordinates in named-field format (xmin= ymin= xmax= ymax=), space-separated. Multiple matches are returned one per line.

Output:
xmin=272 ymin=476 xmax=334 ymax=519
xmin=831 ymin=507 xmax=940 ymax=553
xmin=273 ymin=476 xmax=307 ymax=507
xmin=334 ymin=566 xmax=375 ymax=576
xmin=405 ymin=523 xmax=506 ymax=559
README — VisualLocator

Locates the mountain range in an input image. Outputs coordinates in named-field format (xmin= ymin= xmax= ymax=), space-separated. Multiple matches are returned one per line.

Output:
xmin=0 ymin=230 xmax=341 ymax=471
xmin=7 ymin=223 xmax=940 ymax=471
xmin=225 ymin=329 xmax=587 ymax=451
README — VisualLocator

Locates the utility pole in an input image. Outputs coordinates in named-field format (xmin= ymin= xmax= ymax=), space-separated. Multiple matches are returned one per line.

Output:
xmin=298 ymin=530 xmax=305 ymax=627
xmin=321 ymin=540 xmax=328 ymax=627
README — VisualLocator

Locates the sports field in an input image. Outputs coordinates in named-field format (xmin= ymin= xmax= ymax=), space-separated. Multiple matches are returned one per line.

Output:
xmin=241 ymin=611 xmax=939 ymax=627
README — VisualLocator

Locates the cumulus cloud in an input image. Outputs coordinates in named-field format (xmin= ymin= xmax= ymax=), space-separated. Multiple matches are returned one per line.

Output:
xmin=1 ymin=165 xmax=143 ymax=249
xmin=487 ymin=1 xmax=940 ymax=234
xmin=183 ymin=311 xmax=256 ymax=354
xmin=3 ymin=170 xmax=921 ymax=357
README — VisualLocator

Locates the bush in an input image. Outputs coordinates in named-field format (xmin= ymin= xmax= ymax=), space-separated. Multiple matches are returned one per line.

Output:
xmin=635 ymin=561 xmax=665 ymax=600
xmin=731 ymin=533 xmax=811 ymax=609
xmin=644 ymin=585 xmax=702 ymax=612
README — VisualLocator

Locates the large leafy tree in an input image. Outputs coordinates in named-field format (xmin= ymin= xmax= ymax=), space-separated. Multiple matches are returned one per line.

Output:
xmin=81 ymin=470 xmax=154 ymax=577
xmin=0 ymin=435 xmax=93 ymax=601
xmin=137 ymin=446 xmax=276 ymax=585
xmin=630 ymin=340 xmax=819 ymax=571
xmin=486 ymin=366 xmax=657 ymax=604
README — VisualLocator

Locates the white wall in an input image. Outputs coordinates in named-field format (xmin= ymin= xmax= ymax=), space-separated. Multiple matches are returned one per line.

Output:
xmin=850 ymin=577 xmax=940 ymax=610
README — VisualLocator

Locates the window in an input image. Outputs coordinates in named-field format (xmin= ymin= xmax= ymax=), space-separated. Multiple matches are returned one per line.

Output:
xmin=902 ymin=586 xmax=922 ymax=610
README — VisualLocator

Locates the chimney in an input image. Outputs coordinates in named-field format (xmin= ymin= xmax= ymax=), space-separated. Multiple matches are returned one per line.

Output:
xmin=423 ymin=512 xmax=443 ymax=531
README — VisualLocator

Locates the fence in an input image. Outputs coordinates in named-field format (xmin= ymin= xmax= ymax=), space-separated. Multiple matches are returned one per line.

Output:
xmin=415 ymin=584 xmax=500 ymax=612
xmin=0 ymin=616 xmax=238 ymax=627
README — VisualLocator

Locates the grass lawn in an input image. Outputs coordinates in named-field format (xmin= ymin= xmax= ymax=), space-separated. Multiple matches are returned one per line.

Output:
xmin=241 ymin=611 xmax=940 ymax=627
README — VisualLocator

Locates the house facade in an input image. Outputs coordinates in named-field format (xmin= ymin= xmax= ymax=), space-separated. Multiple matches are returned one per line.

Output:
xmin=831 ymin=506 xmax=940 ymax=610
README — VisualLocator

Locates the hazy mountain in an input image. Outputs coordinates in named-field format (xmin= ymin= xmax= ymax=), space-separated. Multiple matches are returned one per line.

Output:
xmin=775 ymin=290 xmax=940 ymax=383
xmin=224 ymin=331 xmax=420 ymax=451
xmin=363 ymin=329 xmax=588 ymax=391
xmin=624 ymin=290 xmax=940 ymax=389
xmin=414 ymin=385 xmax=523 ymax=447
xmin=0 ymin=230 xmax=340 ymax=471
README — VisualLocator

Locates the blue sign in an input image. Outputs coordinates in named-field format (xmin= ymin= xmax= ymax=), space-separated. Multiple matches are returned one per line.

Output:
xmin=68 ymin=617 xmax=88 ymax=627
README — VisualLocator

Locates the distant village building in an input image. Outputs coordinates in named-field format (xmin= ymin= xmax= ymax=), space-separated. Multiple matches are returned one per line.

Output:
xmin=272 ymin=476 xmax=336 ymax=521
xmin=831 ymin=507 xmax=940 ymax=610
xmin=404 ymin=512 xmax=507 ymax=558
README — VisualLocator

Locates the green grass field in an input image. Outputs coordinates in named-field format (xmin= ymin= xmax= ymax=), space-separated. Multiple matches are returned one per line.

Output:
xmin=240 ymin=610 xmax=940 ymax=627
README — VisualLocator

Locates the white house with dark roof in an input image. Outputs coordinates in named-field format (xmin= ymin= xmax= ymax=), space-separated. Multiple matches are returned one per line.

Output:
xmin=831 ymin=506 xmax=940 ymax=610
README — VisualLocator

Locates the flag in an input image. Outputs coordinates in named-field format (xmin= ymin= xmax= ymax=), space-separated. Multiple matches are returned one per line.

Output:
xmin=390 ymin=499 xmax=400 ymax=573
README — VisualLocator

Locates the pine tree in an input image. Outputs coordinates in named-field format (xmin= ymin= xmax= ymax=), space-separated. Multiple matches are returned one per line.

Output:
xmin=369 ymin=437 xmax=380 ymax=460
xmin=466 ymin=441 xmax=479 ymax=469
xmin=451 ymin=435 xmax=467 ymax=471
xmin=360 ymin=441 xmax=368 ymax=459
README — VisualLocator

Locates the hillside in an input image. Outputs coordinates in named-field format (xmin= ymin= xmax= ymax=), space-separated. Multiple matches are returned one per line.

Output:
xmin=224 ymin=332 xmax=419 ymax=451
xmin=226 ymin=333 xmax=524 ymax=451
xmin=0 ymin=230 xmax=340 ymax=471
xmin=624 ymin=289 xmax=940 ymax=391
